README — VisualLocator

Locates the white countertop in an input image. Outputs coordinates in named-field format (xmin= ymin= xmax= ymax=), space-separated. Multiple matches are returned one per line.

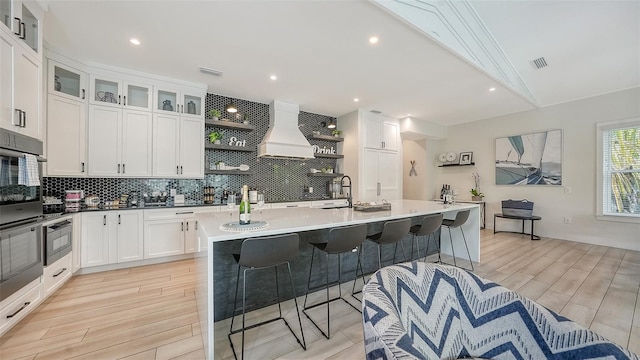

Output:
xmin=196 ymin=200 xmax=479 ymax=243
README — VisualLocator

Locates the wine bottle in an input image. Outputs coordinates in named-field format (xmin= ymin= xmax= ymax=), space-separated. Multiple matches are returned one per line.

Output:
xmin=239 ymin=185 xmax=251 ymax=225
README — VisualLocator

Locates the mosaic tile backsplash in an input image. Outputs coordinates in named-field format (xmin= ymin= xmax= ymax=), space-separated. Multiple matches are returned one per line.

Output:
xmin=43 ymin=94 xmax=343 ymax=206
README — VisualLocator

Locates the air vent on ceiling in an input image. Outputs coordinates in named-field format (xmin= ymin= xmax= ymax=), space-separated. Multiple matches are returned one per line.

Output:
xmin=370 ymin=110 xmax=382 ymax=114
xmin=199 ymin=66 xmax=224 ymax=77
xmin=531 ymin=57 xmax=548 ymax=69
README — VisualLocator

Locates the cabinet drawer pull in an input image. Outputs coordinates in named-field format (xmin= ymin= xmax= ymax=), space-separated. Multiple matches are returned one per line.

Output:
xmin=53 ymin=268 xmax=67 ymax=277
xmin=181 ymin=222 xmax=184 ymax=231
xmin=22 ymin=110 xmax=26 ymax=127
xmin=195 ymin=221 xmax=198 ymax=230
xmin=118 ymin=95 xmax=121 ymax=105
xmin=186 ymin=222 xmax=189 ymax=231
xmin=103 ymin=215 xmax=107 ymax=225
xmin=180 ymin=166 xmax=183 ymax=174
xmin=6 ymin=302 xmax=30 ymax=319
xmin=176 ymin=166 xmax=179 ymax=174
xmin=122 ymin=164 xmax=125 ymax=174
xmin=286 ymin=205 xmax=298 ymax=208
xmin=82 ymin=89 xmax=86 ymax=99
xmin=118 ymin=214 xmax=121 ymax=224
xmin=20 ymin=21 xmax=25 ymax=39
xmin=175 ymin=211 xmax=194 ymax=215
xmin=13 ymin=17 xmax=21 ymax=36
xmin=81 ymin=162 xmax=85 ymax=172
xmin=123 ymin=95 xmax=126 ymax=106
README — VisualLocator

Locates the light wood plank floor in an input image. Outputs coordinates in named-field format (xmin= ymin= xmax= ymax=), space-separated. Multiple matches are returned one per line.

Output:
xmin=1 ymin=230 xmax=638 ymax=359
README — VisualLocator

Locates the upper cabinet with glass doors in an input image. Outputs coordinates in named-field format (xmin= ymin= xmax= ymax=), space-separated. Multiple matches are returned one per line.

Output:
xmin=89 ymin=74 xmax=152 ymax=111
xmin=153 ymin=84 xmax=204 ymax=118
xmin=0 ymin=0 xmax=42 ymax=57
xmin=48 ymin=60 xmax=87 ymax=102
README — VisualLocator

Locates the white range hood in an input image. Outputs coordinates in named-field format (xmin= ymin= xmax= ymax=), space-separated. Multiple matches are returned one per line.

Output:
xmin=258 ymin=100 xmax=314 ymax=160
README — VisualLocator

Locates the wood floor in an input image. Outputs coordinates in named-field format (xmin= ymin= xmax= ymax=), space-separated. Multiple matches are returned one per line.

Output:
xmin=1 ymin=230 xmax=638 ymax=359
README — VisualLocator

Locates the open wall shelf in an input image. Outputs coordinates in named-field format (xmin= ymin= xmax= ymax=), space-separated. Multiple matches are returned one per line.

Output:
xmin=307 ymin=172 xmax=344 ymax=177
xmin=438 ymin=162 xmax=476 ymax=167
xmin=205 ymin=143 xmax=255 ymax=152
xmin=314 ymin=153 xmax=344 ymax=159
xmin=205 ymin=169 xmax=255 ymax=175
xmin=205 ymin=119 xmax=256 ymax=131
xmin=308 ymin=134 xmax=344 ymax=142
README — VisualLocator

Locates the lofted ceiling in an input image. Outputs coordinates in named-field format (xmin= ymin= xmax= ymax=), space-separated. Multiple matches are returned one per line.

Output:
xmin=41 ymin=0 xmax=640 ymax=127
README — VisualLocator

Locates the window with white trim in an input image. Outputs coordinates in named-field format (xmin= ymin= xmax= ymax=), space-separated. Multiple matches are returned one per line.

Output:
xmin=598 ymin=118 xmax=640 ymax=218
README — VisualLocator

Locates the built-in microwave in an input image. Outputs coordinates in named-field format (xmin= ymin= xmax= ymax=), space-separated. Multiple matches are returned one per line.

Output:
xmin=0 ymin=128 xmax=44 ymax=226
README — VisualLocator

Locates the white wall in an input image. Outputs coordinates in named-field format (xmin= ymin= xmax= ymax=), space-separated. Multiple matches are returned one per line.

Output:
xmin=402 ymin=138 xmax=440 ymax=200
xmin=434 ymin=88 xmax=640 ymax=251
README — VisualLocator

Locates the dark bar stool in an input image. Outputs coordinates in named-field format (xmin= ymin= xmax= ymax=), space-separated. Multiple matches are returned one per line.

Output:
xmin=409 ymin=213 xmax=443 ymax=262
xmin=441 ymin=209 xmax=474 ymax=271
xmin=367 ymin=218 xmax=412 ymax=269
xmin=303 ymin=224 xmax=367 ymax=339
xmin=228 ymin=233 xmax=306 ymax=359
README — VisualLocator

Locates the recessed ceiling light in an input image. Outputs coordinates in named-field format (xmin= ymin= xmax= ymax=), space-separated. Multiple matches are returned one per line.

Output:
xmin=270 ymin=75 xmax=277 ymax=80
xmin=369 ymin=36 xmax=378 ymax=44
xmin=407 ymin=113 xmax=412 ymax=117
xmin=489 ymin=87 xmax=496 ymax=92
xmin=354 ymin=98 xmax=359 ymax=102
xmin=129 ymin=38 xmax=140 ymax=45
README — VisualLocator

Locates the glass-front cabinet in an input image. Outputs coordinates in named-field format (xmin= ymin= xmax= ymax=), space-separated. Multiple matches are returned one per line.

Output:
xmin=48 ymin=60 xmax=86 ymax=101
xmin=89 ymin=74 xmax=152 ymax=111
xmin=0 ymin=1 xmax=41 ymax=56
xmin=154 ymin=84 xmax=204 ymax=118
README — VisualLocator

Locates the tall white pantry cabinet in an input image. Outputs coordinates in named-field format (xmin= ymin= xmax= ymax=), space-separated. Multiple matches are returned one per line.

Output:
xmin=339 ymin=109 xmax=402 ymax=202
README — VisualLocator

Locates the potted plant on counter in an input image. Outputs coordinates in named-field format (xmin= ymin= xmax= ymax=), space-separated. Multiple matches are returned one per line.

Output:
xmin=208 ymin=130 xmax=224 ymax=144
xmin=471 ymin=172 xmax=484 ymax=201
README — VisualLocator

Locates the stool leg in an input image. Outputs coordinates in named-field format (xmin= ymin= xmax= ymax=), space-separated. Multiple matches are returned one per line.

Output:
xmin=424 ymin=233 xmax=431 ymax=262
xmin=460 ymin=227 xmax=474 ymax=271
xmin=303 ymin=247 xmax=317 ymax=309
xmin=415 ymin=234 xmax=421 ymax=261
xmin=287 ymin=262 xmax=307 ymax=350
xmin=229 ymin=266 xmax=242 ymax=359
xmin=351 ymin=244 xmax=366 ymax=298
xmin=436 ymin=231 xmax=442 ymax=263
xmin=448 ymin=227 xmax=458 ymax=267
xmin=377 ymin=243 xmax=382 ymax=270
xmin=392 ymin=242 xmax=398 ymax=264
xmin=326 ymin=253 xmax=331 ymax=338
xmin=399 ymin=240 xmax=407 ymax=262
xmin=241 ymin=268 xmax=248 ymax=360
xmin=275 ymin=266 xmax=282 ymax=318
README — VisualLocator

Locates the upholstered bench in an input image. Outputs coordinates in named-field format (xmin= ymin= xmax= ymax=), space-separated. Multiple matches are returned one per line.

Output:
xmin=362 ymin=262 xmax=638 ymax=359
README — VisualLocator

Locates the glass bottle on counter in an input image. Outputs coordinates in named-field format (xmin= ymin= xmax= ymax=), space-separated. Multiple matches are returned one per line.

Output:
xmin=239 ymin=185 xmax=251 ymax=225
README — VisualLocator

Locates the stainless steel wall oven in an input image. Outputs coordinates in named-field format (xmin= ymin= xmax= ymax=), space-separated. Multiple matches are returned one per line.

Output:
xmin=0 ymin=129 xmax=45 ymax=302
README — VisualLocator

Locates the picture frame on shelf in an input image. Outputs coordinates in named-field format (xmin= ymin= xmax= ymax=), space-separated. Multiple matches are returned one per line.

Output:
xmin=459 ymin=152 xmax=473 ymax=165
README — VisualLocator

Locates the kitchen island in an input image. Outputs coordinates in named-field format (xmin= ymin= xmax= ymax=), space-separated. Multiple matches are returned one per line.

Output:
xmin=195 ymin=199 xmax=480 ymax=359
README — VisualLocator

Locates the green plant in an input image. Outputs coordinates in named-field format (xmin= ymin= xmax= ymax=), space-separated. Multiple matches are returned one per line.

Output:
xmin=470 ymin=188 xmax=484 ymax=197
xmin=208 ymin=130 xmax=224 ymax=142
xmin=331 ymin=129 xmax=342 ymax=136
xmin=208 ymin=109 xmax=221 ymax=119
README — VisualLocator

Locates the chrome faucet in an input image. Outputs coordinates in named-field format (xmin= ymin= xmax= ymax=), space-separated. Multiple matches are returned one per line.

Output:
xmin=340 ymin=175 xmax=353 ymax=208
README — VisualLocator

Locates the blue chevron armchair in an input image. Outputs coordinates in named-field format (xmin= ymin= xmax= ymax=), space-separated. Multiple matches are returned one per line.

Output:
xmin=362 ymin=262 xmax=639 ymax=360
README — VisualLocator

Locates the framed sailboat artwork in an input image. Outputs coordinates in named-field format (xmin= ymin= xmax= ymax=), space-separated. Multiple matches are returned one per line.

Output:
xmin=495 ymin=129 xmax=562 ymax=186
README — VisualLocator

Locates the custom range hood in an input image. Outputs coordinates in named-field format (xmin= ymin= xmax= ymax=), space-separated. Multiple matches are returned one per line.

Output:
xmin=258 ymin=100 xmax=314 ymax=160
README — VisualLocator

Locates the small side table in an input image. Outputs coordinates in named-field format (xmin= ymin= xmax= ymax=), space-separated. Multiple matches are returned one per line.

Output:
xmin=494 ymin=213 xmax=541 ymax=240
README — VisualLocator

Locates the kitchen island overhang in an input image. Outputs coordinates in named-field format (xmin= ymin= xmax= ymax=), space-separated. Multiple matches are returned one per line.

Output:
xmin=194 ymin=200 xmax=481 ymax=359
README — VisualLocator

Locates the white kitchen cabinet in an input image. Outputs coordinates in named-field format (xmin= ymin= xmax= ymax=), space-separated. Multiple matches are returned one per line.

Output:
xmin=72 ymin=213 xmax=82 ymax=273
xmin=42 ymin=252 xmax=72 ymax=296
xmin=0 ymin=0 xmax=42 ymax=57
xmin=46 ymin=94 xmax=87 ymax=176
xmin=0 ymin=279 xmax=41 ymax=336
xmin=339 ymin=109 xmax=402 ymax=202
xmin=81 ymin=210 xmax=143 ymax=267
xmin=143 ymin=208 xmax=202 ymax=258
xmin=89 ymin=73 xmax=152 ymax=111
xmin=152 ymin=113 xmax=203 ymax=178
xmin=87 ymin=105 xmax=152 ymax=177
xmin=0 ymin=29 xmax=40 ymax=139
xmin=116 ymin=211 xmax=144 ymax=263
xmin=48 ymin=59 xmax=87 ymax=101
xmin=81 ymin=212 xmax=110 ymax=267
xmin=364 ymin=112 xmax=399 ymax=152
xmin=153 ymin=83 xmax=205 ymax=118
xmin=270 ymin=202 xmax=312 ymax=209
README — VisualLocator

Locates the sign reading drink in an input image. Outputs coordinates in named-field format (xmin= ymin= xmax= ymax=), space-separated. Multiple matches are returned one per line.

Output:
xmin=312 ymin=145 xmax=336 ymax=154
